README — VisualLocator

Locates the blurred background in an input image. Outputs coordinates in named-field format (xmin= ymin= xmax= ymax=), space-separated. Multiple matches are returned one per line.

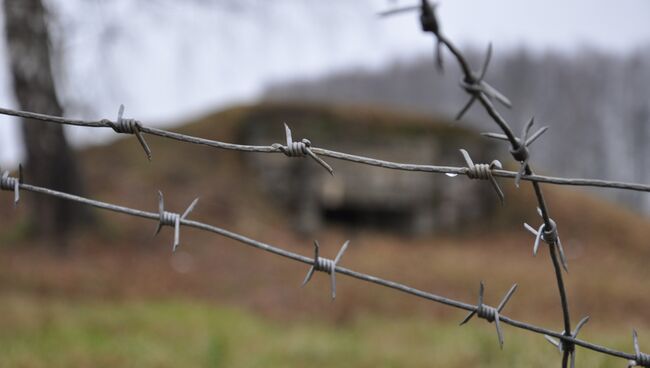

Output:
xmin=0 ymin=0 xmax=649 ymax=367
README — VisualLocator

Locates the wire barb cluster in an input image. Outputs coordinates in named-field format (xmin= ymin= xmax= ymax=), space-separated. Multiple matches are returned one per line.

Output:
xmin=418 ymin=0 xmax=444 ymax=70
xmin=459 ymin=282 xmax=517 ymax=348
xmin=272 ymin=123 xmax=334 ymax=175
xmin=545 ymin=316 xmax=591 ymax=368
xmin=0 ymin=166 xmax=21 ymax=206
xmin=154 ymin=191 xmax=199 ymax=252
xmin=524 ymin=208 xmax=568 ymax=272
xmin=482 ymin=117 xmax=549 ymax=187
xmin=629 ymin=330 xmax=650 ymax=368
xmin=104 ymin=104 xmax=152 ymax=161
xmin=301 ymin=240 xmax=350 ymax=300
xmin=447 ymin=148 xmax=504 ymax=203
xmin=456 ymin=43 xmax=512 ymax=120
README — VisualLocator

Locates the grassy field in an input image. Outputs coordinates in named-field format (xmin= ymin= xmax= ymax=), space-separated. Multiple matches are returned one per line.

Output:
xmin=0 ymin=294 xmax=638 ymax=368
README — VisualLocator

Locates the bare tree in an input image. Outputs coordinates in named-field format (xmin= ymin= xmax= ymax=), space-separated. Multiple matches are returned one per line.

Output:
xmin=3 ymin=0 xmax=88 ymax=245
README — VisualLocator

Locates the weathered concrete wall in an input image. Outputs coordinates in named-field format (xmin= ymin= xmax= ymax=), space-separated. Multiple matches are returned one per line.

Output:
xmin=238 ymin=105 xmax=501 ymax=235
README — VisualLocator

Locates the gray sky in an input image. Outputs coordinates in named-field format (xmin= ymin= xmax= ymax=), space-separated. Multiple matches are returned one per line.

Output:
xmin=384 ymin=0 xmax=650 ymax=53
xmin=1 ymin=0 xmax=649 ymax=167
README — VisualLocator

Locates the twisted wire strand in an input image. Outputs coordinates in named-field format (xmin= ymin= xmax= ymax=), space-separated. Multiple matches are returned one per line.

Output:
xmin=415 ymin=4 xmax=585 ymax=365
xmin=630 ymin=330 xmax=650 ymax=367
xmin=109 ymin=117 xmax=140 ymax=134
xmin=0 ymin=178 xmax=643 ymax=363
xmin=158 ymin=211 xmax=179 ymax=227
xmin=313 ymin=257 xmax=336 ymax=273
xmin=453 ymin=148 xmax=504 ymax=203
xmin=459 ymin=282 xmax=517 ymax=348
xmin=104 ymin=105 xmax=152 ymax=160
xmin=524 ymin=208 xmax=568 ymax=271
xmin=436 ymin=22 xmax=579 ymax=356
xmin=154 ymin=191 xmax=199 ymax=252
xmin=301 ymin=240 xmax=349 ymax=299
xmin=272 ymin=123 xmax=333 ymax=175
xmin=0 ymin=170 xmax=19 ymax=205
xmin=0 ymin=107 xmax=648 ymax=193
xmin=377 ymin=2 xmax=629 ymax=365
xmin=422 ymin=8 xmax=578 ymax=363
xmin=465 ymin=162 xmax=498 ymax=181
xmin=545 ymin=316 xmax=591 ymax=368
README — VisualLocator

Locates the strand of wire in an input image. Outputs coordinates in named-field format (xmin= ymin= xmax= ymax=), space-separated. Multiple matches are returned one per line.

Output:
xmin=0 ymin=178 xmax=644 ymax=364
xmin=0 ymin=81 xmax=622 ymax=365
xmin=447 ymin=20 xmax=578 ymax=363
xmin=0 ymin=3 xmax=643 ymax=366
xmin=0 ymin=107 xmax=648 ymax=193
xmin=380 ymin=1 xmax=575 ymax=365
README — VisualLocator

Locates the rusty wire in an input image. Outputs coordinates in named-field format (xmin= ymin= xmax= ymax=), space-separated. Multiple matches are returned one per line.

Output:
xmin=0 ymin=176 xmax=646 ymax=364
xmin=0 ymin=106 xmax=649 ymax=194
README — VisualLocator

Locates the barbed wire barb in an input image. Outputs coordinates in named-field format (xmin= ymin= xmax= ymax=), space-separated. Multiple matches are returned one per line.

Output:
xmin=524 ymin=207 xmax=568 ymax=272
xmin=482 ymin=117 xmax=549 ymax=187
xmin=301 ymin=240 xmax=350 ymax=300
xmin=104 ymin=104 xmax=152 ymax=161
xmin=0 ymin=166 xmax=21 ymax=207
xmin=154 ymin=191 xmax=199 ymax=252
xmin=448 ymin=148 xmax=505 ymax=203
xmin=459 ymin=282 xmax=517 ymax=348
xmin=545 ymin=316 xmax=590 ymax=368
xmin=629 ymin=330 xmax=650 ymax=368
xmin=272 ymin=123 xmax=334 ymax=175
xmin=456 ymin=43 xmax=511 ymax=120
xmin=419 ymin=0 xmax=444 ymax=71
xmin=377 ymin=4 xmax=420 ymax=17
xmin=380 ymin=1 xmax=445 ymax=70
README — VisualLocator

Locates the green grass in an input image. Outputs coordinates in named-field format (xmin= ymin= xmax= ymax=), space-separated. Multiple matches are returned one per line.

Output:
xmin=0 ymin=294 xmax=633 ymax=368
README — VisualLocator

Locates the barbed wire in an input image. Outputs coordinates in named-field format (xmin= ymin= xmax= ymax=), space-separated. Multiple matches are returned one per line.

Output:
xmin=382 ymin=0 xmax=583 ymax=364
xmin=379 ymin=1 xmax=648 ymax=367
xmin=1 ymin=106 xmax=649 ymax=195
xmin=0 ymin=1 xmax=647 ymax=366
xmin=0 ymin=175 xmax=645 ymax=365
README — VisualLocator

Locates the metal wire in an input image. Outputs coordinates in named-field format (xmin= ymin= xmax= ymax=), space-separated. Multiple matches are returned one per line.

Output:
xmin=0 ymin=177 xmax=643 ymax=363
xmin=0 ymin=106 xmax=648 ymax=193
xmin=378 ymin=1 xmax=649 ymax=366
xmin=0 ymin=2 xmax=648 ymax=366
xmin=396 ymin=0 xmax=583 ymax=363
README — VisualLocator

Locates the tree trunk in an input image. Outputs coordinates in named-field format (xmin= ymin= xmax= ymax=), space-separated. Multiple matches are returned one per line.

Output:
xmin=3 ymin=0 xmax=89 ymax=245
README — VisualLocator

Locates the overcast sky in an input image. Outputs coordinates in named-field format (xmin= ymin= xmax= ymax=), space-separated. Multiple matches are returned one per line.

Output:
xmin=1 ymin=0 xmax=649 ymax=167
xmin=381 ymin=0 xmax=650 ymax=53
